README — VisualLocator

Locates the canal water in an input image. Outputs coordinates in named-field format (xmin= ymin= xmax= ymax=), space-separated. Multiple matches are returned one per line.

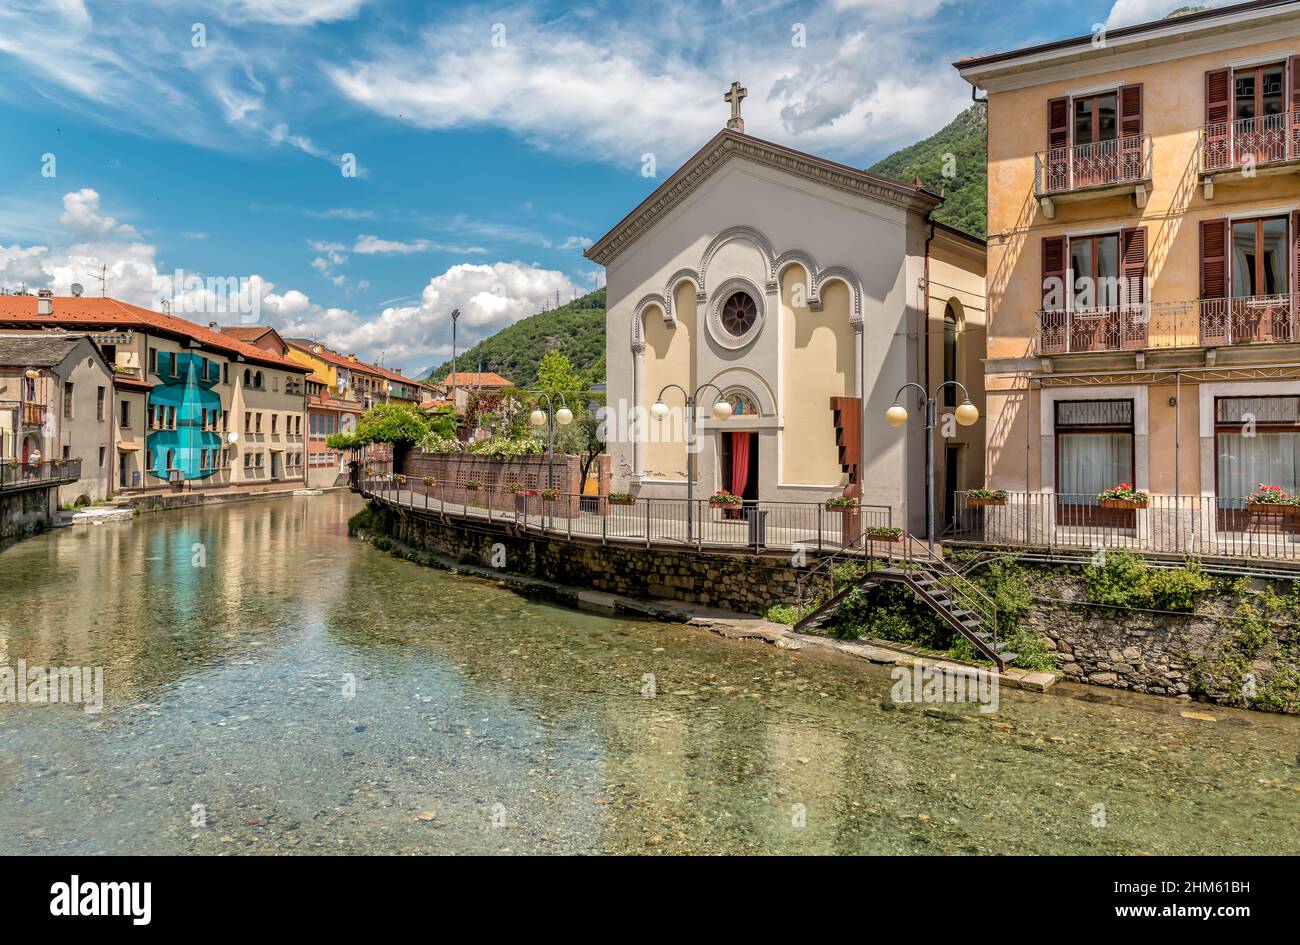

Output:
xmin=0 ymin=492 xmax=1296 ymax=855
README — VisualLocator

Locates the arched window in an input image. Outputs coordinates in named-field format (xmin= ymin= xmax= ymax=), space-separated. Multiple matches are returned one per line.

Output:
xmin=724 ymin=389 xmax=758 ymax=416
xmin=244 ymin=368 xmax=251 ymax=386
xmin=254 ymin=371 xmax=263 ymax=389
xmin=943 ymin=303 xmax=959 ymax=407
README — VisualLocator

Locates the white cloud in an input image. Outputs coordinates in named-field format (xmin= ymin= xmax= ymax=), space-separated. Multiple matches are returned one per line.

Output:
xmin=353 ymin=235 xmax=432 ymax=255
xmin=213 ymin=0 xmax=371 ymax=25
xmin=1105 ymin=0 xmax=1208 ymax=29
xmin=58 ymin=188 xmax=138 ymax=240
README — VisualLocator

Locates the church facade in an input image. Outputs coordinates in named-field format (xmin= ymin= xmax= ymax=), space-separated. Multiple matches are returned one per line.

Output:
xmin=586 ymin=102 xmax=986 ymax=534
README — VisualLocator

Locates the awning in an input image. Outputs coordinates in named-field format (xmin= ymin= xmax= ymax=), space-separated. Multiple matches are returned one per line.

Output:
xmin=269 ymin=446 xmax=285 ymax=452
xmin=117 ymin=443 xmax=142 ymax=452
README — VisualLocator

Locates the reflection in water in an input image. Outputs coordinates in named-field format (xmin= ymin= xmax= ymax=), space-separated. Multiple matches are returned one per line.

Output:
xmin=0 ymin=492 xmax=1296 ymax=855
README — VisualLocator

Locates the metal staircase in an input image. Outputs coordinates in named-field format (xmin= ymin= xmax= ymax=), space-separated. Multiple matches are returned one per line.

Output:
xmin=794 ymin=535 xmax=1017 ymax=670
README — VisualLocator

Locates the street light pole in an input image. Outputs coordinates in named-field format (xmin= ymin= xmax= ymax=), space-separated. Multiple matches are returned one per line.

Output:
xmin=651 ymin=383 xmax=734 ymax=543
xmin=885 ymin=380 xmax=979 ymax=556
xmin=529 ymin=391 xmax=573 ymax=527
xmin=450 ymin=307 xmax=461 ymax=409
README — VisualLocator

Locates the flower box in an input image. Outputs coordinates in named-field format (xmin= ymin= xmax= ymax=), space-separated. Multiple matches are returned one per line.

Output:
xmin=1247 ymin=502 xmax=1294 ymax=516
xmin=865 ymin=528 xmax=903 ymax=543
xmin=540 ymin=488 xmax=560 ymax=502
xmin=824 ymin=499 xmax=857 ymax=511
xmin=708 ymin=491 xmax=743 ymax=509
xmin=1100 ymin=498 xmax=1147 ymax=510
xmin=608 ymin=493 xmax=636 ymax=506
xmin=464 ymin=480 xmax=482 ymax=491
xmin=967 ymin=496 xmax=1008 ymax=507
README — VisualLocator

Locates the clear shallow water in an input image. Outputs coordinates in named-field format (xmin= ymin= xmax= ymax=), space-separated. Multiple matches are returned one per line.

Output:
xmin=0 ymin=492 xmax=1296 ymax=855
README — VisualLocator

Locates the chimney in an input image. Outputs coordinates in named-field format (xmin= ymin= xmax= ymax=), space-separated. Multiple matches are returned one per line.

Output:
xmin=37 ymin=288 xmax=53 ymax=316
xmin=348 ymin=353 xmax=357 ymax=362
xmin=209 ymin=322 xmax=219 ymax=330
xmin=394 ymin=368 xmax=402 ymax=374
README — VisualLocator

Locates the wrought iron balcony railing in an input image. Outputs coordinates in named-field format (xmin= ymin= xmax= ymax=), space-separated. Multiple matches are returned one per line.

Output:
xmin=21 ymin=402 xmax=47 ymax=426
xmin=1034 ymin=133 xmax=1152 ymax=197
xmin=1035 ymin=296 xmax=1297 ymax=355
xmin=1200 ymin=113 xmax=1295 ymax=173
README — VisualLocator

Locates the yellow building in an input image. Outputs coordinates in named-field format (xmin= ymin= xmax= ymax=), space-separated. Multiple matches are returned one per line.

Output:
xmin=959 ymin=1 xmax=1300 ymax=537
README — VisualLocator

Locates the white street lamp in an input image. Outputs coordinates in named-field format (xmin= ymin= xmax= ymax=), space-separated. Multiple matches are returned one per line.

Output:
xmin=653 ymin=383 xmax=732 ymax=543
xmin=885 ymin=381 xmax=980 ymax=555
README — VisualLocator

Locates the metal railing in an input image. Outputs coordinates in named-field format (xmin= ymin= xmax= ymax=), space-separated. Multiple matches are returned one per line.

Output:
xmin=0 ymin=459 xmax=83 ymax=493
xmin=1200 ymin=113 xmax=1293 ymax=173
xmin=946 ymin=490 xmax=1300 ymax=561
xmin=21 ymin=402 xmax=47 ymax=426
xmin=1035 ymin=296 xmax=1297 ymax=354
xmin=1035 ymin=133 xmax=1151 ymax=196
xmin=357 ymin=476 xmax=892 ymax=554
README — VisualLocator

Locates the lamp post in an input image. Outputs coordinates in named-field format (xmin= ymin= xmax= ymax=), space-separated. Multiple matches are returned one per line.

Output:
xmin=528 ymin=391 xmax=573 ymax=525
xmin=450 ymin=307 xmax=461 ymax=409
xmin=885 ymin=381 xmax=979 ymax=556
xmin=650 ymin=383 xmax=734 ymax=543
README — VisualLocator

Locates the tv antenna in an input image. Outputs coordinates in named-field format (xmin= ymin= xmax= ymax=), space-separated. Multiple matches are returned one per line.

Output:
xmin=86 ymin=265 xmax=107 ymax=297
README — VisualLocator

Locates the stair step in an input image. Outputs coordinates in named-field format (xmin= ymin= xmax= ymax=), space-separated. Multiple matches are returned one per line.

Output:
xmin=997 ymin=652 xmax=1018 ymax=664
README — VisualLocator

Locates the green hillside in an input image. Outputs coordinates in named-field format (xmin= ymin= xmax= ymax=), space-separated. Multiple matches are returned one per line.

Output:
xmin=424 ymin=288 xmax=606 ymax=388
xmin=868 ymin=101 xmax=987 ymax=239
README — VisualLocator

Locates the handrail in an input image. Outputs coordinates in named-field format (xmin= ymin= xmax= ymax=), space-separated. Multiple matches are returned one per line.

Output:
xmin=1035 ymin=133 xmax=1151 ymax=196
xmin=1200 ymin=113 xmax=1291 ymax=173
xmin=895 ymin=537 xmax=1000 ymax=657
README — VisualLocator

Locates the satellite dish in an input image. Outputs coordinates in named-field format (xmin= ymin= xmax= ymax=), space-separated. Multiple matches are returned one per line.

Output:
xmin=70 ymin=283 xmax=84 ymax=297
xmin=227 ymin=431 xmax=239 ymax=443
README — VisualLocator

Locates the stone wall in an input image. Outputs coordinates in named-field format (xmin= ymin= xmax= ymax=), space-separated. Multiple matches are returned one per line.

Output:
xmin=1017 ymin=566 xmax=1296 ymax=709
xmin=0 ymin=487 xmax=53 ymax=541
xmin=385 ymin=506 xmax=799 ymax=616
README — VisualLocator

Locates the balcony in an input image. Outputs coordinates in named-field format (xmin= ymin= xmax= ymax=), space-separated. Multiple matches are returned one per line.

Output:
xmin=21 ymin=402 xmax=47 ymax=426
xmin=1034 ymin=134 xmax=1152 ymax=217
xmin=1035 ymin=296 xmax=1297 ymax=355
xmin=0 ymin=459 xmax=82 ymax=494
xmin=1199 ymin=115 xmax=1299 ymax=193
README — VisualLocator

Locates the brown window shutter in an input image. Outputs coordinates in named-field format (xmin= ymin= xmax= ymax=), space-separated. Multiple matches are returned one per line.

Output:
xmin=1206 ymin=69 xmax=1231 ymax=125
xmin=1048 ymin=96 xmax=1069 ymax=151
xmin=1292 ymin=210 xmax=1300 ymax=301
xmin=1200 ymin=219 xmax=1227 ymax=299
xmin=1291 ymin=57 xmax=1300 ymax=158
xmin=1042 ymin=235 xmax=1067 ymax=310
xmin=1120 ymin=84 xmax=1143 ymax=138
xmin=1120 ymin=227 xmax=1148 ymax=306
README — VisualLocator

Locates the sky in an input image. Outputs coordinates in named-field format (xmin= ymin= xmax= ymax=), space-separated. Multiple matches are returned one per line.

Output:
xmin=0 ymin=0 xmax=1203 ymax=375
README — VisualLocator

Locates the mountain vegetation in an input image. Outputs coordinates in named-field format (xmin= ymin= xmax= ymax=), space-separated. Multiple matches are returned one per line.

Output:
xmin=424 ymin=288 xmax=606 ymax=388
xmin=867 ymin=101 xmax=987 ymax=239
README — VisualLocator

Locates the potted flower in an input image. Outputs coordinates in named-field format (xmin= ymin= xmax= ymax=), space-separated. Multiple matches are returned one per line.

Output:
xmin=865 ymin=526 xmax=903 ymax=543
xmin=364 ymin=465 xmax=375 ymax=476
xmin=966 ymin=488 xmax=1009 ymax=507
xmin=421 ymin=476 xmax=436 ymax=489
xmin=608 ymin=491 xmax=636 ymax=506
xmin=507 ymin=482 xmax=527 ymax=495
xmin=540 ymin=487 xmax=560 ymax=502
xmin=393 ymin=473 xmax=407 ymax=485
xmin=1098 ymin=483 xmax=1149 ymax=510
xmin=708 ymin=490 xmax=744 ymax=509
xmin=824 ymin=494 xmax=860 ymax=544
xmin=1247 ymin=484 xmax=1293 ymax=515
xmin=464 ymin=478 xmax=482 ymax=491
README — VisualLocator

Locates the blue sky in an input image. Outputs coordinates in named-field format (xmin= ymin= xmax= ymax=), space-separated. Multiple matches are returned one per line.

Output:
xmin=0 ymin=0 xmax=1187 ymax=374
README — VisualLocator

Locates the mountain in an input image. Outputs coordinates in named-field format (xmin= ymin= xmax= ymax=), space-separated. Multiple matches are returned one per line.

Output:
xmin=424 ymin=288 xmax=606 ymax=387
xmin=868 ymin=101 xmax=987 ymax=239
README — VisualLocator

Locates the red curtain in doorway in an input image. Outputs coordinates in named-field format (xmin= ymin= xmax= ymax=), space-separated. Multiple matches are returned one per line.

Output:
xmin=729 ymin=432 xmax=751 ymax=497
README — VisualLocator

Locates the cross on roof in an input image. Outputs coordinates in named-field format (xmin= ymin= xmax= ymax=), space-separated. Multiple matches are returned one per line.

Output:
xmin=724 ymin=81 xmax=747 ymax=132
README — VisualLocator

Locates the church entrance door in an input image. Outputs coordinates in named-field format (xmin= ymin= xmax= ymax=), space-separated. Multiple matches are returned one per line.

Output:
xmin=720 ymin=431 xmax=759 ymax=518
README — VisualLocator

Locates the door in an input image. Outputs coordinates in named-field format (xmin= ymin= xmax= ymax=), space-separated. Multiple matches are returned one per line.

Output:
xmin=119 ymin=453 xmax=128 ymax=489
xmin=719 ymin=432 xmax=758 ymax=518
xmin=271 ymin=452 xmax=281 ymax=481
xmin=943 ymin=445 xmax=960 ymax=532
xmin=1232 ymin=63 xmax=1287 ymax=164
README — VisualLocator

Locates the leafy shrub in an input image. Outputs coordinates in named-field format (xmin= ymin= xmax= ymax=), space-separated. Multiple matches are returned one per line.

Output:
xmin=1084 ymin=549 xmax=1211 ymax=611
xmin=766 ymin=604 xmax=801 ymax=625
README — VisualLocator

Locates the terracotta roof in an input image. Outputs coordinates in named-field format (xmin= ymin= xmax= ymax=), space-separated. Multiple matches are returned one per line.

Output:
xmin=304 ymin=372 xmax=329 ymax=384
xmin=217 ymin=326 xmax=274 ymax=343
xmin=443 ymin=371 xmax=513 ymax=388
xmin=0 ymin=296 xmax=308 ymax=372
xmin=284 ymin=338 xmax=420 ymax=387
xmin=113 ymin=376 xmax=155 ymax=391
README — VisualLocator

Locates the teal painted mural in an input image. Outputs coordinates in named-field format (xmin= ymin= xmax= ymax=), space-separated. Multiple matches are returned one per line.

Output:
xmin=146 ymin=351 xmax=223 ymax=481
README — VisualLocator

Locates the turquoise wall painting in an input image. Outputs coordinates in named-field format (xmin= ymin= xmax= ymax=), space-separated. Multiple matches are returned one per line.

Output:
xmin=146 ymin=351 xmax=224 ymax=480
